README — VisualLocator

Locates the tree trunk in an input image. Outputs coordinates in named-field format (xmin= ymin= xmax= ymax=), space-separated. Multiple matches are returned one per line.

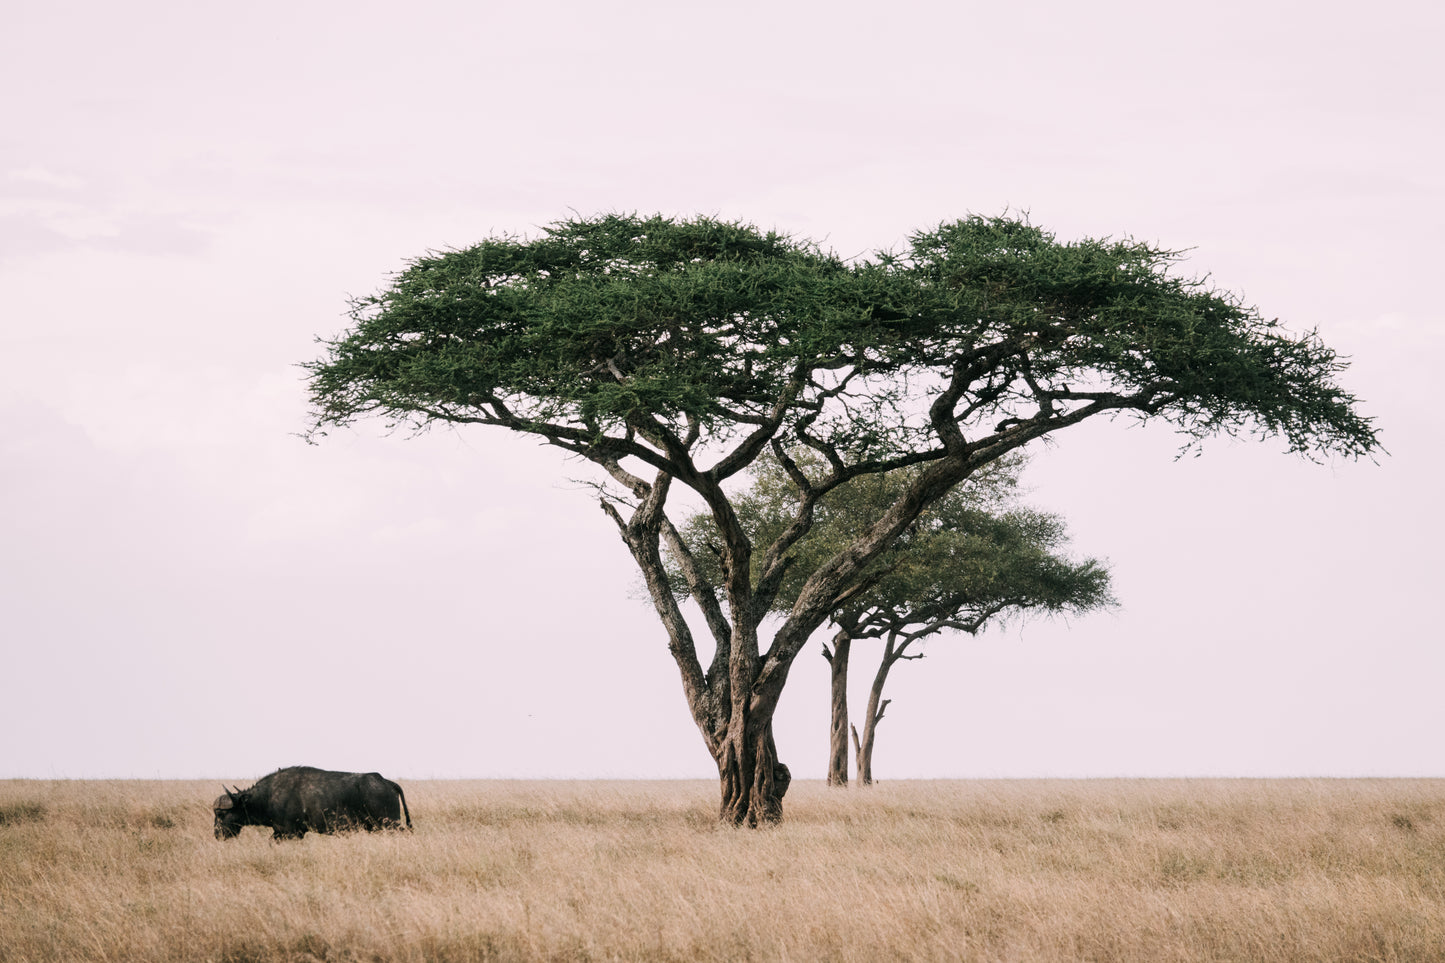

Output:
xmin=716 ymin=719 xmax=790 ymax=825
xmin=853 ymin=637 xmax=904 ymax=786
xmin=824 ymin=631 xmax=852 ymax=787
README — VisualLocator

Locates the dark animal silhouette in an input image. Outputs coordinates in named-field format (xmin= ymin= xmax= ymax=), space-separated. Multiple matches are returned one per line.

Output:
xmin=213 ymin=766 xmax=412 ymax=840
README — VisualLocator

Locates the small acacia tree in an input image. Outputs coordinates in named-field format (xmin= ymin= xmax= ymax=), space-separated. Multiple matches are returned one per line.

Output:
xmin=305 ymin=213 xmax=1378 ymax=826
xmin=832 ymin=496 xmax=1114 ymax=787
xmin=674 ymin=454 xmax=1115 ymax=786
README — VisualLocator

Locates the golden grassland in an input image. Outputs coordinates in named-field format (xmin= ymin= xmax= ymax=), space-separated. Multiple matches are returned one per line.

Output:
xmin=1 ymin=778 xmax=1443 ymax=962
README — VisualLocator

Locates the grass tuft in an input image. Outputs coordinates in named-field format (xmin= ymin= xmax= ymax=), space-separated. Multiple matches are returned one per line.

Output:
xmin=1391 ymin=812 xmax=1417 ymax=832
xmin=0 ymin=801 xmax=47 ymax=826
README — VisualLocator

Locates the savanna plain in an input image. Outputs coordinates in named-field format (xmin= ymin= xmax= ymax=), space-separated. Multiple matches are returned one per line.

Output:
xmin=2 ymin=778 xmax=1443 ymax=962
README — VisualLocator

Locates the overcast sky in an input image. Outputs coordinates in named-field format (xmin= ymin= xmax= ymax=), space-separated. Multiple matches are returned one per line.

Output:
xmin=3 ymin=0 xmax=1441 ymax=781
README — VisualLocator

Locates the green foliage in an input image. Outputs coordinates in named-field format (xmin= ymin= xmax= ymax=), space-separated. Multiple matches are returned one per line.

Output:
xmin=891 ymin=218 xmax=1374 ymax=457
xmin=677 ymin=451 xmax=1115 ymax=638
xmin=308 ymin=214 xmax=886 ymax=446
xmin=307 ymin=213 xmax=1377 ymax=464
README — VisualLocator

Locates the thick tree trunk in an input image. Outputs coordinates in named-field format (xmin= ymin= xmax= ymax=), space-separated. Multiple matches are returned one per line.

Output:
xmin=823 ymin=631 xmax=852 ymax=787
xmin=716 ymin=719 xmax=790 ymax=825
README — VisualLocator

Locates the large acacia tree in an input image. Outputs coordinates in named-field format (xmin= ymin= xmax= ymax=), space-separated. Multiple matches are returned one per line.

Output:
xmin=305 ymin=213 xmax=1378 ymax=826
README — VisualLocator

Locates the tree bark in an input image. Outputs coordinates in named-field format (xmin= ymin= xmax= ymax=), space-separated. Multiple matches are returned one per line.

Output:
xmin=716 ymin=717 xmax=790 ymax=825
xmin=823 ymin=630 xmax=852 ymax=787
xmin=604 ymin=475 xmax=800 ymax=827
xmin=853 ymin=636 xmax=906 ymax=786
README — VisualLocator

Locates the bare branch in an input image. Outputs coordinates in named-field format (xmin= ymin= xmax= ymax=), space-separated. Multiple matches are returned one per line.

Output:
xmin=661 ymin=518 xmax=731 ymax=654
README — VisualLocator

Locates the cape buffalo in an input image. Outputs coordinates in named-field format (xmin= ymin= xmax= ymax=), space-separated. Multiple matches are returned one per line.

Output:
xmin=213 ymin=766 xmax=412 ymax=840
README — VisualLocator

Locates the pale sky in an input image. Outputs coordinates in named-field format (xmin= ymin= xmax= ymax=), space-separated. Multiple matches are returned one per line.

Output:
xmin=2 ymin=0 xmax=1441 ymax=781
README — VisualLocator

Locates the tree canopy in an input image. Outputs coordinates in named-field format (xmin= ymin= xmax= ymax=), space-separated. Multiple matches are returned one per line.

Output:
xmin=672 ymin=454 xmax=1109 ymax=630
xmin=306 ymin=212 xmax=1378 ymax=825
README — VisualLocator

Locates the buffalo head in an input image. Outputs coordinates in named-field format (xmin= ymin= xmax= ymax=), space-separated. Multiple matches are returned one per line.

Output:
xmin=212 ymin=786 xmax=247 ymax=840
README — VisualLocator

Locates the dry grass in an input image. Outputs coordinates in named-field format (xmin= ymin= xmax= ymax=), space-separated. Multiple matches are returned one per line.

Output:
xmin=2 ymin=778 xmax=1443 ymax=962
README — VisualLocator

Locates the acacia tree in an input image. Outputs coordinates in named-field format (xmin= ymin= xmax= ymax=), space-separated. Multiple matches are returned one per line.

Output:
xmin=674 ymin=454 xmax=1115 ymax=786
xmin=305 ymin=213 xmax=1378 ymax=826
xmin=834 ymin=499 xmax=1113 ymax=787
